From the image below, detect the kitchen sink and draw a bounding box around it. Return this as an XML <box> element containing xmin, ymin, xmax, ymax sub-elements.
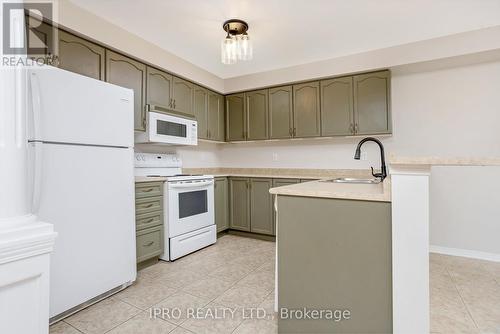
<box><xmin>321</xmin><ymin>177</ymin><xmax>381</xmax><ymax>184</ymax></box>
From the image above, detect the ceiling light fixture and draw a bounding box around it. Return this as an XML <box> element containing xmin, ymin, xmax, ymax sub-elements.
<box><xmin>221</xmin><ymin>19</ymin><xmax>252</xmax><ymax>65</ymax></box>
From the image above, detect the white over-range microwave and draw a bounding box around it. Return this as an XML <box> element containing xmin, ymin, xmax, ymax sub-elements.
<box><xmin>135</xmin><ymin>111</ymin><xmax>198</xmax><ymax>146</ymax></box>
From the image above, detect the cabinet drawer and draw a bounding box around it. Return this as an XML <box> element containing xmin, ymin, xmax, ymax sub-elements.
<box><xmin>135</xmin><ymin>182</ymin><xmax>163</xmax><ymax>199</ymax></box>
<box><xmin>135</xmin><ymin>196</ymin><xmax>163</xmax><ymax>215</ymax></box>
<box><xmin>136</xmin><ymin>226</ymin><xmax>163</xmax><ymax>263</ymax></box>
<box><xmin>136</xmin><ymin>211</ymin><xmax>163</xmax><ymax>231</ymax></box>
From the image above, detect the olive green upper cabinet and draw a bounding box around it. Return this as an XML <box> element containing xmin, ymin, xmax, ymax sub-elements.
<box><xmin>353</xmin><ymin>71</ymin><xmax>391</xmax><ymax>135</ymax></box>
<box><xmin>146</xmin><ymin>66</ymin><xmax>173</xmax><ymax>112</ymax></box>
<box><xmin>214</xmin><ymin>177</ymin><xmax>229</xmax><ymax>232</ymax></box>
<box><xmin>249</xmin><ymin>178</ymin><xmax>274</xmax><ymax>235</ymax></box>
<box><xmin>226</xmin><ymin>93</ymin><xmax>246</xmax><ymax>141</ymax></box>
<box><xmin>105</xmin><ymin>50</ymin><xmax>147</xmax><ymax>131</ymax></box>
<box><xmin>229</xmin><ymin>178</ymin><xmax>251</xmax><ymax>232</ymax></box>
<box><xmin>172</xmin><ymin>77</ymin><xmax>194</xmax><ymax>117</ymax></box>
<box><xmin>58</xmin><ymin>30</ymin><xmax>105</xmax><ymax>80</ymax></box>
<box><xmin>194</xmin><ymin>86</ymin><xmax>209</xmax><ymax>139</ymax></box>
<box><xmin>269</xmin><ymin>86</ymin><xmax>293</xmax><ymax>139</ymax></box>
<box><xmin>246</xmin><ymin>89</ymin><xmax>269</xmax><ymax>140</ymax></box>
<box><xmin>208</xmin><ymin>92</ymin><xmax>225</xmax><ymax>141</ymax></box>
<box><xmin>320</xmin><ymin>77</ymin><xmax>354</xmax><ymax>136</ymax></box>
<box><xmin>24</xmin><ymin>16</ymin><xmax>56</xmax><ymax>63</ymax></box>
<box><xmin>293</xmin><ymin>82</ymin><xmax>321</xmax><ymax>137</ymax></box>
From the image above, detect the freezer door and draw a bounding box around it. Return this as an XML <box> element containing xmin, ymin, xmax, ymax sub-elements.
<box><xmin>31</xmin><ymin>143</ymin><xmax>136</xmax><ymax>318</ymax></box>
<box><xmin>28</xmin><ymin>66</ymin><xmax>134</xmax><ymax>147</ymax></box>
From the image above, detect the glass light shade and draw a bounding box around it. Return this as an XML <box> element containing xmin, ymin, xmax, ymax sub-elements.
<box><xmin>237</xmin><ymin>33</ymin><xmax>253</xmax><ymax>61</ymax></box>
<box><xmin>221</xmin><ymin>35</ymin><xmax>237</xmax><ymax>65</ymax></box>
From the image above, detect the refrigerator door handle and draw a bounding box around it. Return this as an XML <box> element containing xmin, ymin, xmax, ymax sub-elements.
<box><xmin>31</xmin><ymin>141</ymin><xmax>43</xmax><ymax>213</ymax></box>
<box><xmin>29</xmin><ymin>72</ymin><xmax>42</xmax><ymax>140</ymax></box>
<box><xmin>29</xmin><ymin>72</ymin><xmax>44</xmax><ymax>213</ymax></box>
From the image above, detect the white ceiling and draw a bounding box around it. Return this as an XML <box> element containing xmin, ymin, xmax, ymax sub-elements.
<box><xmin>69</xmin><ymin>0</ymin><xmax>500</xmax><ymax>79</ymax></box>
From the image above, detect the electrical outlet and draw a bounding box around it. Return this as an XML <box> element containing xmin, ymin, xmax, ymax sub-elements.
<box><xmin>272</xmin><ymin>153</ymin><xmax>278</xmax><ymax>161</ymax></box>
<box><xmin>361</xmin><ymin>152</ymin><xmax>368</xmax><ymax>161</ymax></box>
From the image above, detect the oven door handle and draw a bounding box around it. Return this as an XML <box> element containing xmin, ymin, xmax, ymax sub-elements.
<box><xmin>169</xmin><ymin>180</ymin><xmax>214</xmax><ymax>189</ymax></box>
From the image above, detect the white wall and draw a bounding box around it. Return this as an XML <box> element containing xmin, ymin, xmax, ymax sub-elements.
<box><xmin>393</xmin><ymin>61</ymin><xmax>500</xmax><ymax>257</ymax></box>
<box><xmin>135</xmin><ymin>142</ymin><xmax>222</xmax><ymax>168</ymax></box>
<box><xmin>430</xmin><ymin>166</ymin><xmax>500</xmax><ymax>257</ymax></box>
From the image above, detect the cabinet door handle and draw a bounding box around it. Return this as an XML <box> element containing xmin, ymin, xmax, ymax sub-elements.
<box><xmin>173</xmin><ymin>99</ymin><xmax>176</xmax><ymax>109</ymax></box>
<box><xmin>141</xmin><ymin>203</ymin><xmax>154</xmax><ymax>208</ymax></box>
<box><xmin>354</xmin><ymin>123</ymin><xmax>359</xmax><ymax>134</ymax></box>
<box><xmin>293</xmin><ymin>127</ymin><xmax>296</xmax><ymax>137</ymax></box>
<box><xmin>289</xmin><ymin>128</ymin><xmax>292</xmax><ymax>136</ymax></box>
<box><xmin>141</xmin><ymin>218</ymin><xmax>155</xmax><ymax>224</ymax></box>
<box><xmin>141</xmin><ymin>188</ymin><xmax>154</xmax><ymax>193</ymax></box>
<box><xmin>349</xmin><ymin>124</ymin><xmax>354</xmax><ymax>134</ymax></box>
<box><xmin>143</xmin><ymin>241</ymin><xmax>154</xmax><ymax>247</ymax></box>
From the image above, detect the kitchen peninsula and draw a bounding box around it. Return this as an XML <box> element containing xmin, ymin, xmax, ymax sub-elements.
<box><xmin>270</xmin><ymin>178</ymin><xmax>392</xmax><ymax>333</ymax></box>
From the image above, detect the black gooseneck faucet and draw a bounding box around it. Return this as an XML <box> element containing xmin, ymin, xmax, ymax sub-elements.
<box><xmin>354</xmin><ymin>137</ymin><xmax>387</xmax><ymax>181</ymax></box>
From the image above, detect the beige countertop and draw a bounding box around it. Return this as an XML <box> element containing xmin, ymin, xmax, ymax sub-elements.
<box><xmin>269</xmin><ymin>178</ymin><xmax>391</xmax><ymax>202</ymax></box>
<box><xmin>135</xmin><ymin>176</ymin><xmax>168</xmax><ymax>183</ymax></box>
<box><xmin>182</xmin><ymin>167</ymin><xmax>374</xmax><ymax>180</ymax></box>
<box><xmin>135</xmin><ymin>167</ymin><xmax>371</xmax><ymax>183</ymax></box>
<box><xmin>134</xmin><ymin>167</ymin><xmax>370</xmax><ymax>183</ymax></box>
<box><xmin>136</xmin><ymin>167</ymin><xmax>390</xmax><ymax>201</ymax></box>
<box><xmin>388</xmin><ymin>155</ymin><xmax>500</xmax><ymax>166</ymax></box>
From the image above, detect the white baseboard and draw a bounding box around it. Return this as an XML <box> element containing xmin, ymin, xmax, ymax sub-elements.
<box><xmin>430</xmin><ymin>245</ymin><xmax>500</xmax><ymax>262</ymax></box>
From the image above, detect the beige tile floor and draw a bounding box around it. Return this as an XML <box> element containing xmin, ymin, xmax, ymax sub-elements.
<box><xmin>50</xmin><ymin>235</ymin><xmax>500</xmax><ymax>334</ymax></box>
<box><xmin>430</xmin><ymin>253</ymin><xmax>500</xmax><ymax>333</ymax></box>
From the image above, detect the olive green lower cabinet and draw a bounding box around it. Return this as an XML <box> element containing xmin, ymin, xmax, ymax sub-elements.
<box><xmin>272</xmin><ymin>179</ymin><xmax>300</xmax><ymax>188</ymax></box>
<box><xmin>136</xmin><ymin>226</ymin><xmax>163</xmax><ymax>263</ymax></box>
<box><xmin>249</xmin><ymin>178</ymin><xmax>274</xmax><ymax>235</ymax></box>
<box><xmin>214</xmin><ymin>177</ymin><xmax>229</xmax><ymax>233</ymax></box>
<box><xmin>135</xmin><ymin>182</ymin><xmax>164</xmax><ymax>266</ymax></box>
<box><xmin>276</xmin><ymin>195</ymin><xmax>392</xmax><ymax>333</ymax></box>
<box><xmin>229</xmin><ymin>177</ymin><xmax>274</xmax><ymax>236</ymax></box>
<box><xmin>228</xmin><ymin>177</ymin><xmax>251</xmax><ymax>231</ymax></box>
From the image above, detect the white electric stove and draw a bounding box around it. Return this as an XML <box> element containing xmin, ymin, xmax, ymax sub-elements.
<box><xmin>134</xmin><ymin>153</ymin><xmax>216</xmax><ymax>260</ymax></box>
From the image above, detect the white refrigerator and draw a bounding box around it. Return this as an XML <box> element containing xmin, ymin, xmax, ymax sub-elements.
<box><xmin>27</xmin><ymin>66</ymin><xmax>137</xmax><ymax>321</ymax></box>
